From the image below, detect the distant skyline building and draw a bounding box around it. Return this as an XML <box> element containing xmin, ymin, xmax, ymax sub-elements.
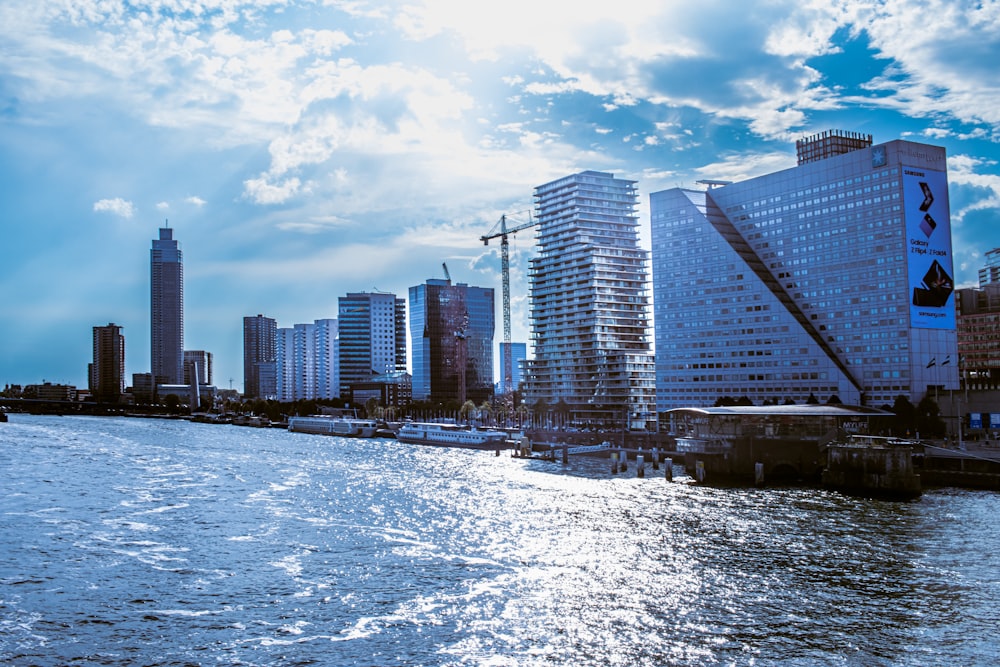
<box><xmin>498</xmin><ymin>342</ymin><xmax>526</xmax><ymax>395</ymax></box>
<box><xmin>243</xmin><ymin>314</ymin><xmax>277</xmax><ymax>399</ymax></box>
<box><xmin>338</xmin><ymin>292</ymin><xmax>406</xmax><ymax>398</ymax></box>
<box><xmin>184</xmin><ymin>350</ymin><xmax>213</xmax><ymax>386</ymax></box>
<box><xmin>523</xmin><ymin>170</ymin><xmax>656</xmax><ymax>428</ymax></box>
<box><xmin>956</xmin><ymin>282</ymin><xmax>1000</xmax><ymax>390</ymax></box>
<box><xmin>273</xmin><ymin>319</ymin><xmax>339</xmax><ymax>402</ymax></box>
<box><xmin>314</xmin><ymin>318</ymin><xmax>340</xmax><ymax>400</ymax></box>
<box><xmin>979</xmin><ymin>247</ymin><xmax>1000</xmax><ymax>287</ymax></box>
<box><xmin>90</xmin><ymin>322</ymin><xmax>125</xmax><ymax>404</ymax></box>
<box><xmin>650</xmin><ymin>132</ymin><xmax>959</xmax><ymax>411</ymax></box>
<box><xmin>275</xmin><ymin>327</ymin><xmax>295</xmax><ymax>402</ymax></box>
<box><xmin>409</xmin><ymin>278</ymin><xmax>495</xmax><ymax>404</ymax></box>
<box><xmin>150</xmin><ymin>226</ymin><xmax>184</xmax><ymax>384</ymax></box>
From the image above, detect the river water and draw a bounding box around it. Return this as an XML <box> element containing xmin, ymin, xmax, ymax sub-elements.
<box><xmin>1</xmin><ymin>415</ymin><xmax>998</xmax><ymax>666</ymax></box>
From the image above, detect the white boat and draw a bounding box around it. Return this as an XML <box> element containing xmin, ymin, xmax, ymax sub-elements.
<box><xmin>396</xmin><ymin>422</ymin><xmax>510</xmax><ymax>448</ymax></box>
<box><xmin>287</xmin><ymin>416</ymin><xmax>378</xmax><ymax>438</ymax></box>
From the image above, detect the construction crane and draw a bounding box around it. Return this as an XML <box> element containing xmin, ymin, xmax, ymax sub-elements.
<box><xmin>481</xmin><ymin>213</ymin><xmax>539</xmax><ymax>394</ymax></box>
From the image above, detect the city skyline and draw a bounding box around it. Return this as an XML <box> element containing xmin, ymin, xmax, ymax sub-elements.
<box><xmin>2</xmin><ymin>1</ymin><xmax>1000</xmax><ymax>391</ymax></box>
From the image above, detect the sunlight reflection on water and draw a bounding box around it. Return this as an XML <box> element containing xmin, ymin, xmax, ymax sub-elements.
<box><xmin>1</xmin><ymin>415</ymin><xmax>999</xmax><ymax>666</ymax></box>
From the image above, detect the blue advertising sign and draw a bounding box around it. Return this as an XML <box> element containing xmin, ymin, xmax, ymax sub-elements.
<box><xmin>904</xmin><ymin>168</ymin><xmax>954</xmax><ymax>329</ymax></box>
<box><xmin>970</xmin><ymin>413</ymin><xmax>982</xmax><ymax>429</ymax></box>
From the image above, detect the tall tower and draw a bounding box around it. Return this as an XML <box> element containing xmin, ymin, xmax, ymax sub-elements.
<box><xmin>409</xmin><ymin>278</ymin><xmax>495</xmax><ymax>404</ymax></box>
<box><xmin>91</xmin><ymin>323</ymin><xmax>125</xmax><ymax>404</ymax></box>
<box><xmin>150</xmin><ymin>226</ymin><xmax>184</xmax><ymax>385</ymax></box>
<box><xmin>524</xmin><ymin>170</ymin><xmax>656</xmax><ymax>429</ymax></box>
<box><xmin>243</xmin><ymin>314</ymin><xmax>277</xmax><ymax>398</ymax></box>
<box><xmin>338</xmin><ymin>292</ymin><xmax>406</xmax><ymax>397</ymax></box>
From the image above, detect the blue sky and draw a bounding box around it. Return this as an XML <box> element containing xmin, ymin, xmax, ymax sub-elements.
<box><xmin>2</xmin><ymin>0</ymin><xmax>999</xmax><ymax>392</ymax></box>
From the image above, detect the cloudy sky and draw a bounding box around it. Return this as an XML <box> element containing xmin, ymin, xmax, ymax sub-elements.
<box><xmin>2</xmin><ymin>0</ymin><xmax>999</xmax><ymax>392</ymax></box>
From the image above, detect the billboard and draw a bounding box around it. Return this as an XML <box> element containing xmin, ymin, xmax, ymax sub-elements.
<box><xmin>904</xmin><ymin>168</ymin><xmax>954</xmax><ymax>329</ymax></box>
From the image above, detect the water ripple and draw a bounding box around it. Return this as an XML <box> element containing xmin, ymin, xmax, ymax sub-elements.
<box><xmin>2</xmin><ymin>415</ymin><xmax>999</xmax><ymax>666</ymax></box>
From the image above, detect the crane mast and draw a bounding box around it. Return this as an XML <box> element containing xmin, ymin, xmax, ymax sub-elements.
<box><xmin>481</xmin><ymin>213</ymin><xmax>538</xmax><ymax>394</ymax></box>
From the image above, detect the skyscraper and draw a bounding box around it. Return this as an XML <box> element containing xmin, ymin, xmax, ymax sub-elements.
<box><xmin>410</xmin><ymin>278</ymin><xmax>495</xmax><ymax>404</ymax></box>
<box><xmin>650</xmin><ymin>131</ymin><xmax>959</xmax><ymax>412</ymax></box>
<box><xmin>91</xmin><ymin>323</ymin><xmax>125</xmax><ymax>404</ymax></box>
<box><xmin>150</xmin><ymin>226</ymin><xmax>183</xmax><ymax>385</ymax></box>
<box><xmin>338</xmin><ymin>292</ymin><xmax>406</xmax><ymax>397</ymax></box>
<box><xmin>243</xmin><ymin>314</ymin><xmax>277</xmax><ymax>398</ymax></box>
<box><xmin>523</xmin><ymin>170</ymin><xmax>656</xmax><ymax>429</ymax></box>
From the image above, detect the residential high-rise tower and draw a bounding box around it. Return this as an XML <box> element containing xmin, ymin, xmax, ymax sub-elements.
<box><xmin>243</xmin><ymin>314</ymin><xmax>277</xmax><ymax>398</ymax></box>
<box><xmin>523</xmin><ymin>170</ymin><xmax>656</xmax><ymax>429</ymax></box>
<box><xmin>91</xmin><ymin>322</ymin><xmax>125</xmax><ymax>404</ymax></box>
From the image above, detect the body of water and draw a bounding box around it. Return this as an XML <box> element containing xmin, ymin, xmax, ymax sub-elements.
<box><xmin>2</xmin><ymin>415</ymin><xmax>998</xmax><ymax>666</ymax></box>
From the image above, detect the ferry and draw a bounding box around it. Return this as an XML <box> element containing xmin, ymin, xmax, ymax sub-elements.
<box><xmin>396</xmin><ymin>422</ymin><xmax>511</xmax><ymax>449</ymax></box>
<box><xmin>287</xmin><ymin>416</ymin><xmax>378</xmax><ymax>438</ymax></box>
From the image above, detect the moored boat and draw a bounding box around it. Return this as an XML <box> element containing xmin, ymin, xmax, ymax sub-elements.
<box><xmin>288</xmin><ymin>416</ymin><xmax>378</xmax><ymax>438</ymax></box>
<box><xmin>396</xmin><ymin>422</ymin><xmax>510</xmax><ymax>449</ymax></box>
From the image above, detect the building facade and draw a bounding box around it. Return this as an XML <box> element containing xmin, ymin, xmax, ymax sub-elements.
<box><xmin>91</xmin><ymin>322</ymin><xmax>125</xmax><ymax>403</ymax></box>
<box><xmin>409</xmin><ymin>278</ymin><xmax>495</xmax><ymax>404</ymax></box>
<box><xmin>979</xmin><ymin>247</ymin><xmax>1000</xmax><ymax>287</ymax></box>
<box><xmin>956</xmin><ymin>283</ymin><xmax>1000</xmax><ymax>390</ymax></box>
<box><xmin>338</xmin><ymin>292</ymin><xmax>406</xmax><ymax>398</ymax></box>
<box><xmin>183</xmin><ymin>350</ymin><xmax>213</xmax><ymax>386</ymax></box>
<box><xmin>523</xmin><ymin>170</ymin><xmax>656</xmax><ymax>429</ymax></box>
<box><xmin>243</xmin><ymin>314</ymin><xmax>277</xmax><ymax>399</ymax></box>
<box><xmin>314</xmin><ymin>318</ymin><xmax>339</xmax><ymax>400</ymax></box>
<box><xmin>275</xmin><ymin>327</ymin><xmax>296</xmax><ymax>402</ymax></box>
<box><xmin>650</xmin><ymin>132</ymin><xmax>959</xmax><ymax>412</ymax></box>
<box><xmin>498</xmin><ymin>342</ymin><xmax>527</xmax><ymax>395</ymax></box>
<box><xmin>273</xmin><ymin>319</ymin><xmax>340</xmax><ymax>402</ymax></box>
<box><xmin>150</xmin><ymin>226</ymin><xmax>184</xmax><ymax>384</ymax></box>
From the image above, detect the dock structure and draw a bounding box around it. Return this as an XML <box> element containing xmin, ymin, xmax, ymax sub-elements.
<box><xmin>664</xmin><ymin>404</ymin><xmax>895</xmax><ymax>484</ymax></box>
<box><xmin>821</xmin><ymin>435</ymin><xmax>922</xmax><ymax>500</ymax></box>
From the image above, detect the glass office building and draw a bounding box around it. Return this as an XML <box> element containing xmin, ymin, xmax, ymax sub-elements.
<box><xmin>524</xmin><ymin>170</ymin><xmax>656</xmax><ymax>429</ymax></box>
<box><xmin>650</xmin><ymin>133</ymin><xmax>959</xmax><ymax>412</ymax></box>
<box><xmin>338</xmin><ymin>292</ymin><xmax>406</xmax><ymax>398</ymax></box>
<box><xmin>410</xmin><ymin>279</ymin><xmax>495</xmax><ymax>404</ymax></box>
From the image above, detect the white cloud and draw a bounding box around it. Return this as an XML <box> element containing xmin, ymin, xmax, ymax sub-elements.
<box><xmin>243</xmin><ymin>175</ymin><xmax>303</xmax><ymax>205</ymax></box>
<box><xmin>185</xmin><ymin>196</ymin><xmax>207</xmax><ymax>206</ymax></box>
<box><xmin>93</xmin><ymin>197</ymin><xmax>135</xmax><ymax>218</ymax></box>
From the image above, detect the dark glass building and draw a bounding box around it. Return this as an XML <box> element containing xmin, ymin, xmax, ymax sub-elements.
<box><xmin>410</xmin><ymin>278</ymin><xmax>495</xmax><ymax>405</ymax></box>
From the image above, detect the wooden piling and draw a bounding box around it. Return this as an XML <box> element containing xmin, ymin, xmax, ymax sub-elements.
<box><xmin>664</xmin><ymin>457</ymin><xmax>673</xmax><ymax>481</ymax></box>
<box><xmin>637</xmin><ymin>455</ymin><xmax>645</xmax><ymax>478</ymax></box>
